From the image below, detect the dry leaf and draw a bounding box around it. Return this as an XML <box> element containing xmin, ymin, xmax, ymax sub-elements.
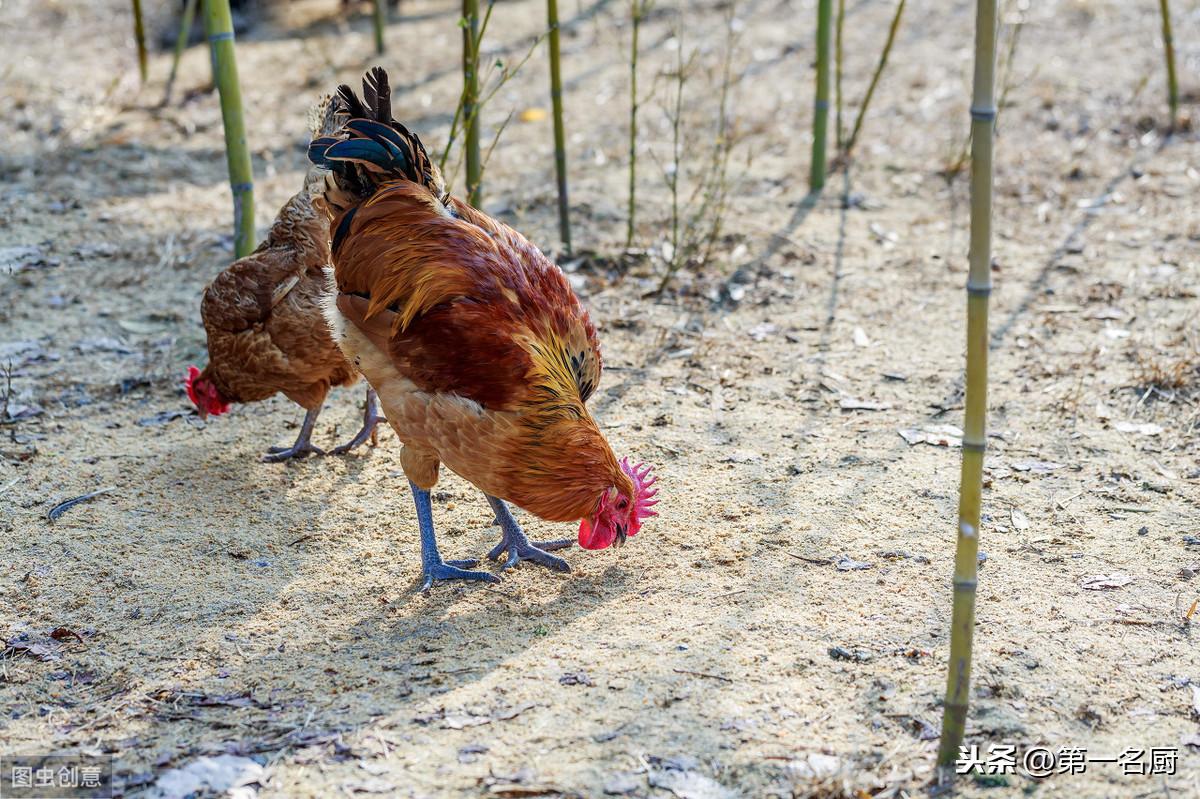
<box><xmin>853</xmin><ymin>327</ymin><xmax>871</xmax><ymax>347</ymax></box>
<box><xmin>1114</xmin><ymin>421</ymin><xmax>1164</xmax><ymax>436</ymax></box>
<box><xmin>1010</xmin><ymin>460</ymin><xmax>1065</xmax><ymax>474</ymax></box>
<box><xmin>518</xmin><ymin>107</ymin><xmax>548</xmax><ymax>122</ymax></box>
<box><xmin>1010</xmin><ymin>508</ymin><xmax>1030</xmax><ymax>531</ymax></box>
<box><xmin>899</xmin><ymin>425</ymin><xmax>963</xmax><ymax>447</ymax></box>
<box><xmin>839</xmin><ymin>398</ymin><xmax>891</xmax><ymax>411</ymax></box>
<box><xmin>648</xmin><ymin>769</ymin><xmax>737</xmax><ymax>799</ymax></box>
<box><xmin>1081</xmin><ymin>573</ymin><xmax>1133</xmax><ymax>590</ymax></box>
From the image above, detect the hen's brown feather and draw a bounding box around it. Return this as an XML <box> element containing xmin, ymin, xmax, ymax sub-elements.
<box><xmin>200</xmin><ymin>192</ymin><xmax>356</xmax><ymax>410</ymax></box>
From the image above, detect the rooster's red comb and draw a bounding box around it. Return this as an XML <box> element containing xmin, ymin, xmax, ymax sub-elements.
<box><xmin>620</xmin><ymin>457</ymin><xmax>659</xmax><ymax>521</ymax></box>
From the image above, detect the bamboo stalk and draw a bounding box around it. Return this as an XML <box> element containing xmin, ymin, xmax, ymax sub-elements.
<box><xmin>809</xmin><ymin>0</ymin><xmax>832</xmax><ymax>191</ymax></box>
<box><xmin>373</xmin><ymin>0</ymin><xmax>387</xmax><ymax>55</ymax></box>
<box><xmin>546</xmin><ymin>0</ymin><xmax>572</xmax><ymax>254</ymax></box>
<box><xmin>626</xmin><ymin>0</ymin><xmax>649</xmax><ymax>249</ymax></box>
<box><xmin>834</xmin><ymin>0</ymin><xmax>845</xmax><ymax>149</ymax></box>
<box><xmin>841</xmin><ymin>0</ymin><xmax>906</xmax><ymax>160</ymax></box>
<box><xmin>937</xmin><ymin>0</ymin><xmax>997</xmax><ymax>775</ymax></box>
<box><xmin>462</xmin><ymin>0</ymin><xmax>482</xmax><ymax>205</ymax></box>
<box><xmin>131</xmin><ymin>0</ymin><xmax>148</xmax><ymax>83</ymax></box>
<box><xmin>204</xmin><ymin>0</ymin><xmax>256</xmax><ymax>259</ymax></box>
<box><xmin>1158</xmin><ymin>0</ymin><xmax>1179</xmax><ymax>124</ymax></box>
<box><xmin>164</xmin><ymin>0</ymin><xmax>199</xmax><ymax>105</ymax></box>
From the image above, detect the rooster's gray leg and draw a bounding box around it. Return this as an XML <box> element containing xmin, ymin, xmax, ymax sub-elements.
<box><xmin>263</xmin><ymin>407</ymin><xmax>326</xmax><ymax>462</ymax></box>
<box><xmin>330</xmin><ymin>387</ymin><xmax>384</xmax><ymax>455</ymax></box>
<box><xmin>485</xmin><ymin>496</ymin><xmax>572</xmax><ymax>573</ymax></box>
<box><xmin>411</xmin><ymin>481</ymin><xmax>500</xmax><ymax>591</ymax></box>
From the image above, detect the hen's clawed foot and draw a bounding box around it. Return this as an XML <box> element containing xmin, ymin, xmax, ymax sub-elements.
<box><xmin>262</xmin><ymin>442</ymin><xmax>326</xmax><ymax>462</ymax></box>
<box><xmin>330</xmin><ymin>387</ymin><xmax>385</xmax><ymax>456</ymax></box>
<box><xmin>420</xmin><ymin>559</ymin><xmax>500</xmax><ymax>592</ymax></box>
<box><xmin>485</xmin><ymin>495</ymin><xmax>572</xmax><ymax>573</ymax></box>
<box><xmin>263</xmin><ymin>407</ymin><xmax>324</xmax><ymax>463</ymax></box>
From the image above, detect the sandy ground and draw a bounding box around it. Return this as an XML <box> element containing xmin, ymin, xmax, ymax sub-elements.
<box><xmin>2</xmin><ymin>0</ymin><xmax>1200</xmax><ymax>797</ymax></box>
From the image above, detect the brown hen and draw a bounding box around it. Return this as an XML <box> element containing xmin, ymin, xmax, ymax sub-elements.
<box><xmin>187</xmin><ymin>108</ymin><xmax>382</xmax><ymax>462</ymax></box>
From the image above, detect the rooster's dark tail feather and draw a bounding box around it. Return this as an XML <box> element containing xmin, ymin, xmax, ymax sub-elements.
<box><xmin>309</xmin><ymin>67</ymin><xmax>445</xmax><ymax>213</ymax></box>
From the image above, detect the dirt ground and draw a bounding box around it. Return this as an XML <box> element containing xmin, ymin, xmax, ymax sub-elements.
<box><xmin>3</xmin><ymin>0</ymin><xmax>1200</xmax><ymax>797</ymax></box>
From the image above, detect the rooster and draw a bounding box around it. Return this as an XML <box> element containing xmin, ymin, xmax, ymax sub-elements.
<box><xmin>308</xmin><ymin>68</ymin><xmax>658</xmax><ymax>588</ymax></box>
<box><xmin>186</xmin><ymin>105</ymin><xmax>382</xmax><ymax>462</ymax></box>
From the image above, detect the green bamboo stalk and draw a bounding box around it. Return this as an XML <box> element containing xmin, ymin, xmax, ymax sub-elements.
<box><xmin>462</xmin><ymin>0</ymin><xmax>482</xmax><ymax>205</ymax></box>
<box><xmin>1158</xmin><ymin>0</ymin><xmax>1179</xmax><ymax>124</ymax></box>
<box><xmin>937</xmin><ymin>0</ymin><xmax>997</xmax><ymax>775</ymax></box>
<box><xmin>131</xmin><ymin>0</ymin><xmax>148</xmax><ymax>83</ymax></box>
<box><xmin>834</xmin><ymin>0</ymin><xmax>845</xmax><ymax>150</ymax></box>
<box><xmin>809</xmin><ymin>0</ymin><xmax>832</xmax><ymax>191</ymax></box>
<box><xmin>841</xmin><ymin>0</ymin><xmax>906</xmax><ymax>160</ymax></box>
<box><xmin>164</xmin><ymin>0</ymin><xmax>199</xmax><ymax>105</ymax></box>
<box><xmin>373</xmin><ymin>0</ymin><xmax>387</xmax><ymax>55</ymax></box>
<box><xmin>205</xmin><ymin>0</ymin><xmax>256</xmax><ymax>259</ymax></box>
<box><xmin>626</xmin><ymin>0</ymin><xmax>649</xmax><ymax>249</ymax></box>
<box><xmin>546</xmin><ymin>0</ymin><xmax>572</xmax><ymax>254</ymax></box>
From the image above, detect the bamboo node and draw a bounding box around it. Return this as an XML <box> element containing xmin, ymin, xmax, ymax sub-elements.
<box><xmin>952</xmin><ymin>578</ymin><xmax>977</xmax><ymax>591</ymax></box>
<box><xmin>969</xmin><ymin>105</ymin><xmax>996</xmax><ymax>122</ymax></box>
<box><xmin>814</xmin><ymin>99</ymin><xmax>831</xmax><ymax>111</ymax></box>
<box><xmin>231</xmin><ymin>182</ymin><xmax>254</xmax><ymax>193</ymax></box>
<box><xmin>961</xmin><ymin>440</ymin><xmax>986</xmax><ymax>453</ymax></box>
<box><xmin>208</xmin><ymin>30</ymin><xmax>236</xmax><ymax>43</ymax></box>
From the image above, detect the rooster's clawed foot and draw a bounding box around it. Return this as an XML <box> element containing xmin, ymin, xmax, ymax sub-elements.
<box><xmin>485</xmin><ymin>495</ymin><xmax>572</xmax><ymax>573</ymax></box>
<box><xmin>420</xmin><ymin>559</ymin><xmax>500</xmax><ymax>592</ymax></box>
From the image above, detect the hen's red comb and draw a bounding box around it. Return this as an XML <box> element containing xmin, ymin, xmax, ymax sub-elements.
<box><xmin>620</xmin><ymin>457</ymin><xmax>659</xmax><ymax>521</ymax></box>
<box><xmin>184</xmin><ymin>365</ymin><xmax>202</xmax><ymax>409</ymax></box>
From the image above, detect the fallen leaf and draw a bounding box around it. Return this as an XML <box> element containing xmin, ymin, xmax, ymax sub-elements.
<box><xmin>144</xmin><ymin>755</ymin><xmax>263</xmax><ymax>799</ymax></box>
<box><xmin>833</xmin><ymin>554</ymin><xmax>872</xmax><ymax>571</ymax></box>
<box><xmin>441</xmin><ymin>712</ymin><xmax>491</xmax><ymax>730</ymax></box>
<box><xmin>1010</xmin><ymin>508</ymin><xmax>1030</xmax><ymax>531</ymax></box>
<box><xmin>137</xmin><ymin>410</ymin><xmax>189</xmax><ymax>427</ymax></box>
<box><xmin>1081</xmin><ymin>573</ymin><xmax>1133</xmax><ymax>590</ymax></box>
<box><xmin>1114</xmin><ymin>421</ymin><xmax>1164</xmax><ymax>436</ymax></box>
<box><xmin>747</xmin><ymin>323</ymin><xmax>776</xmax><ymax>342</ymax></box>
<box><xmin>518</xmin><ymin>107</ymin><xmax>548</xmax><ymax>122</ymax></box>
<box><xmin>74</xmin><ymin>336</ymin><xmax>134</xmax><ymax>355</ymax></box>
<box><xmin>559</xmin><ymin>671</ymin><xmax>593</xmax><ymax>686</ymax></box>
<box><xmin>493</xmin><ymin>702</ymin><xmax>537</xmax><ymax>721</ymax></box>
<box><xmin>343</xmin><ymin>779</ymin><xmax>395</xmax><ymax>794</ymax></box>
<box><xmin>899</xmin><ymin>425</ymin><xmax>963</xmax><ymax>447</ymax></box>
<box><xmin>1010</xmin><ymin>460</ymin><xmax>1065</xmax><ymax>474</ymax></box>
<box><xmin>839</xmin><ymin>398</ymin><xmax>891</xmax><ymax>411</ymax></box>
<box><xmin>603</xmin><ymin>773</ymin><xmax>641</xmax><ymax>795</ymax></box>
<box><xmin>853</xmin><ymin>327</ymin><xmax>871</xmax><ymax>347</ymax></box>
<box><xmin>117</xmin><ymin>316</ymin><xmax>165</xmax><ymax>333</ymax></box>
<box><xmin>648</xmin><ymin>768</ymin><xmax>736</xmax><ymax>799</ymax></box>
<box><xmin>48</xmin><ymin>627</ymin><xmax>84</xmax><ymax>643</ymax></box>
<box><xmin>785</xmin><ymin>753</ymin><xmax>842</xmax><ymax>780</ymax></box>
<box><xmin>488</xmin><ymin>786</ymin><xmax>563</xmax><ymax>797</ymax></box>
